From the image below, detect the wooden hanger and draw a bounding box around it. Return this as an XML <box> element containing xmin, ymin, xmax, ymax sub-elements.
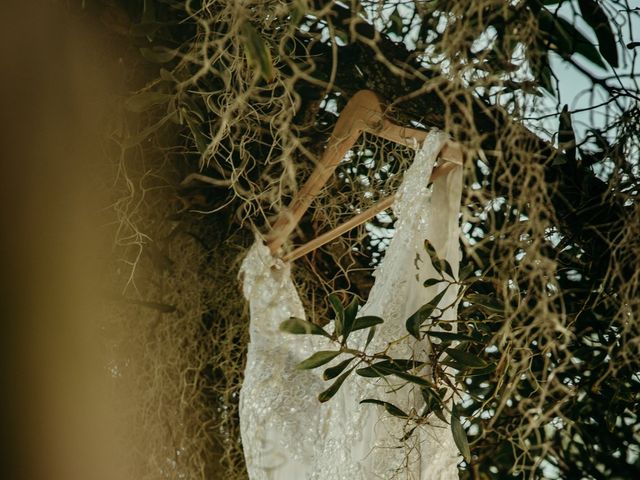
<box><xmin>266</xmin><ymin>90</ymin><xmax>463</xmax><ymax>260</ymax></box>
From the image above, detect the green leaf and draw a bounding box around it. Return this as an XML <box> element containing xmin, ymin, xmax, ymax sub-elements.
<box><xmin>559</xmin><ymin>104</ymin><xmax>576</xmax><ymax>163</ymax></box>
<box><xmin>559</xmin><ymin>17</ymin><xmax>607</xmax><ymax>69</ymax></box>
<box><xmin>424</xmin><ymin>331</ymin><xmax>478</xmax><ymax>343</ymax></box>
<box><xmin>424</xmin><ymin>238</ymin><xmax>451</xmax><ymax>276</ymax></box>
<box><xmin>421</xmin><ymin>386</ymin><xmax>446</xmax><ymax>409</ymax></box>
<box><xmin>328</xmin><ymin>293</ymin><xmax>344</xmax><ymax>337</ymax></box>
<box><xmin>465</xmin><ymin>363</ymin><xmax>497</xmax><ymax>376</ymax></box>
<box><xmin>181</xmin><ymin>97</ymin><xmax>206</xmax><ymax>122</ymax></box>
<box><xmin>323</xmin><ymin>357</ymin><xmax>355</xmax><ymax>380</ymax></box>
<box><xmin>296</xmin><ymin>350</ymin><xmax>341</xmax><ymax>370</ymax></box>
<box><xmin>318</xmin><ymin>368</ymin><xmax>353</xmax><ymax>403</ymax></box>
<box><xmin>539</xmin><ymin>9</ymin><xmax>608</xmax><ymax>69</ymax></box>
<box><xmin>140</xmin><ymin>46</ymin><xmax>177</xmax><ymax>63</ymax></box>
<box><xmin>542</xmin><ymin>11</ymin><xmax>606</xmax><ymax>68</ymax></box>
<box><xmin>441</xmin><ymin>320</ymin><xmax>455</xmax><ymax>331</ymax></box>
<box><xmin>451</xmin><ymin>405</ymin><xmax>471</xmax><ymax>462</ymax></box>
<box><xmin>466</xmin><ymin>293</ymin><xmax>504</xmax><ymax>313</ymax></box>
<box><xmin>356</xmin><ymin>361</ymin><xmax>432</xmax><ymax>386</ymax></box>
<box><xmin>241</xmin><ymin>22</ymin><xmax>275</xmax><ymax>82</ymax></box>
<box><xmin>356</xmin><ymin>363</ymin><xmax>398</xmax><ymax>378</ymax></box>
<box><xmin>459</xmin><ymin>264</ymin><xmax>475</xmax><ymax>281</ymax></box>
<box><xmin>393</xmin><ymin>370</ymin><xmax>433</xmax><ymax>387</ymax></box>
<box><xmin>381</xmin><ymin>359</ymin><xmax>425</xmax><ymax>370</ymax></box>
<box><xmin>423</xmin><ymin>278</ymin><xmax>442</xmax><ymax>288</ymax></box>
<box><xmin>421</xmin><ymin>387</ymin><xmax>448</xmax><ymax>421</ymax></box>
<box><xmin>356</xmin><ymin>359</ymin><xmax>424</xmax><ymax>377</ymax></box>
<box><xmin>424</xmin><ymin>239</ymin><xmax>453</xmax><ymax>277</ymax></box>
<box><xmin>406</xmin><ymin>287</ymin><xmax>449</xmax><ymax>339</ymax></box>
<box><xmin>578</xmin><ymin>0</ymin><xmax>619</xmax><ymax>67</ymax></box>
<box><xmin>441</xmin><ymin>259</ymin><xmax>455</xmax><ymax>279</ymax></box>
<box><xmin>360</xmin><ymin>399</ymin><xmax>409</xmax><ymax>418</ymax></box>
<box><xmin>605</xmin><ymin>409</ymin><xmax>617</xmax><ymax>432</ymax></box>
<box><xmin>445</xmin><ymin>348</ymin><xmax>487</xmax><ymax>368</ymax></box>
<box><xmin>424</xmin><ymin>239</ymin><xmax>439</xmax><ymax>261</ymax></box>
<box><xmin>439</xmin><ymin>357</ymin><xmax>465</xmax><ymax>370</ymax></box>
<box><xmin>533</xmin><ymin>50</ymin><xmax>554</xmax><ymax>95</ymax></box>
<box><xmin>125</xmin><ymin>91</ymin><xmax>172</xmax><ymax>112</ymax></box>
<box><xmin>434</xmin><ymin>408</ymin><xmax>448</xmax><ymax>423</ymax></box>
<box><xmin>342</xmin><ymin>296</ymin><xmax>359</xmax><ymax>340</ymax></box>
<box><xmin>365</xmin><ymin>325</ymin><xmax>376</xmax><ymax>350</ymax></box>
<box><xmin>351</xmin><ymin>315</ymin><xmax>384</xmax><ymax>332</ymax></box>
<box><xmin>387</xmin><ymin>6</ymin><xmax>403</xmax><ymax>36</ymax></box>
<box><xmin>184</xmin><ymin>113</ymin><xmax>208</xmax><ymax>154</ymax></box>
<box><xmin>538</xmin><ymin>10</ymin><xmax>570</xmax><ymax>51</ymax></box>
<box><xmin>280</xmin><ymin>317</ymin><xmax>332</xmax><ymax>338</ymax></box>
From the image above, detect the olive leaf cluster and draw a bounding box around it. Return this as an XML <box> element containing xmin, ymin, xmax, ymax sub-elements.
<box><xmin>280</xmin><ymin>240</ymin><xmax>504</xmax><ymax>463</ymax></box>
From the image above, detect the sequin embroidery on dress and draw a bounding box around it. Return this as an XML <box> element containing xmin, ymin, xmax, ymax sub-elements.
<box><xmin>239</xmin><ymin>130</ymin><xmax>463</xmax><ymax>479</ymax></box>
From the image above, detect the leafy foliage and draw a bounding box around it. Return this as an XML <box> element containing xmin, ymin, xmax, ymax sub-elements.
<box><xmin>278</xmin><ymin>240</ymin><xmax>503</xmax><ymax>464</ymax></box>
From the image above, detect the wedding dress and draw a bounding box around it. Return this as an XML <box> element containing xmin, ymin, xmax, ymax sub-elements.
<box><xmin>239</xmin><ymin>131</ymin><xmax>463</xmax><ymax>479</ymax></box>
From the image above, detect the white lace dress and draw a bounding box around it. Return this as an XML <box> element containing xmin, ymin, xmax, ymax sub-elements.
<box><xmin>239</xmin><ymin>131</ymin><xmax>463</xmax><ymax>479</ymax></box>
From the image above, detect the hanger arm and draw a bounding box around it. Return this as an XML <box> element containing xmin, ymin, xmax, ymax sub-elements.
<box><xmin>282</xmin><ymin>161</ymin><xmax>459</xmax><ymax>262</ymax></box>
<box><xmin>266</xmin><ymin>90</ymin><xmax>462</xmax><ymax>255</ymax></box>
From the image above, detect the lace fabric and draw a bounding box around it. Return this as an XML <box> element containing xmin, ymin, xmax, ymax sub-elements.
<box><xmin>239</xmin><ymin>131</ymin><xmax>463</xmax><ymax>479</ymax></box>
